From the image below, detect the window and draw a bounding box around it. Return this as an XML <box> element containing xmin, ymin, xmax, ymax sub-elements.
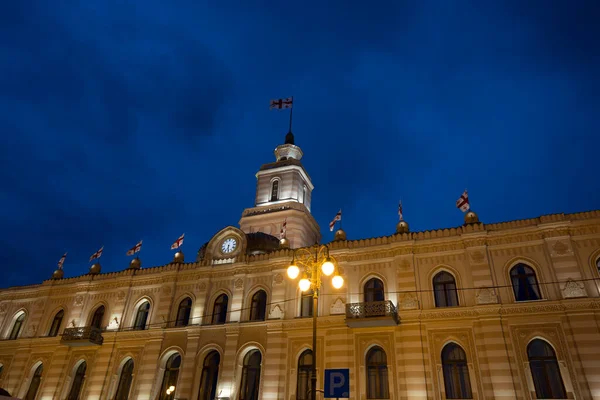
<box><xmin>249</xmin><ymin>290</ymin><xmax>267</xmax><ymax>321</ymax></box>
<box><xmin>24</xmin><ymin>364</ymin><xmax>43</xmax><ymax>400</ymax></box>
<box><xmin>510</xmin><ymin>264</ymin><xmax>541</xmax><ymax>301</ymax></box>
<box><xmin>296</xmin><ymin>350</ymin><xmax>313</xmax><ymax>400</ymax></box>
<box><xmin>115</xmin><ymin>359</ymin><xmax>134</xmax><ymax>400</ymax></box>
<box><xmin>212</xmin><ymin>294</ymin><xmax>228</xmax><ymax>325</ymax></box>
<box><xmin>433</xmin><ymin>271</ymin><xmax>459</xmax><ymax>307</ymax></box>
<box><xmin>48</xmin><ymin>309</ymin><xmax>64</xmax><ymax>337</ymax></box>
<box><xmin>175</xmin><ymin>297</ymin><xmax>192</xmax><ymax>327</ymax></box>
<box><xmin>67</xmin><ymin>361</ymin><xmax>87</xmax><ymax>400</ymax></box>
<box><xmin>597</xmin><ymin>257</ymin><xmax>600</xmax><ymax>275</ymax></box>
<box><xmin>302</xmin><ymin>186</ymin><xmax>307</xmax><ymax>204</ymax></box>
<box><xmin>239</xmin><ymin>350</ymin><xmax>261</xmax><ymax>400</ymax></box>
<box><xmin>300</xmin><ymin>290</ymin><xmax>313</xmax><ymax>317</ymax></box>
<box><xmin>198</xmin><ymin>351</ymin><xmax>220</xmax><ymax>400</ymax></box>
<box><xmin>271</xmin><ymin>180</ymin><xmax>279</xmax><ymax>201</ymax></box>
<box><xmin>442</xmin><ymin>343</ymin><xmax>473</xmax><ymax>399</ymax></box>
<box><xmin>527</xmin><ymin>339</ymin><xmax>567</xmax><ymax>399</ymax></box>
<box><xmin>90</xmin><ymin>305</ymin><xmax>105</xmax><ymax>330</ymax></box>
<box><xmin>159</xmin><ymin>354</ymin><xmax>181</xmax><ymax>400</ymax></box>
<box><xmin>134</xmin><ymin>301</ymin><xmax>150</xmax><ymax>330</ymax></box>
<box><xmin>364</xmin><ymin>278</ymin><xmax>385</xmax><ymax>303</ymax></box>
<box><xmin>9</xmin><ymin>312</ymin><xmax>26</xmax><ymax>340</ymax></box>
<box><xmin>366</xmin><ymin>346</ymin><xmax>389</xmax><ymax>399</ymax></box>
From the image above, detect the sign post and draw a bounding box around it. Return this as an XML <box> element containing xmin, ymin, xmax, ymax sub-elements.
<box><xmin>324</xmin><ymin>368</ymin><xmax>350</xmax><ymax>399</ymax></box>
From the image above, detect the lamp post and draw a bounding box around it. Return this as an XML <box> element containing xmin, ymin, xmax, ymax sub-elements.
<box><xmin>287</xmin><ymin>244</ymin><xmax>344</xmax><ymax>400</ymax></box>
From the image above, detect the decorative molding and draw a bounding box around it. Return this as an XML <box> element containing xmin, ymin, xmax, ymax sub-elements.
<box><xmin>475</xmin><ymin>288</ymin><xmax>498</xmax><ymax>305</ymax></box>
<box><xmin>268</xmin><ymin>304</ymin><xmax>284</xmax><ymax>320</ymax></box>
<box><xmin>0</xmin><ymin>302</ymin><xmax>8</xmax><ymax>314</ymax></box>
<box><xmin>329</xmin><ymin>298</ymin><xmax>345</xmax><ymax>315</ymax></box>
<box><xmin>562</xmin><ymin>279</ymin><xmax>586</xmax><ymax>299</ymax></box>
<box><xmin>399</xmin><ymin>293</ymin><xmax>418</xmax><ymax>310</ymax></box>
<box><xmin>234</xmin><ymin>278</ymin><xmax>244</xmax><ymax>290</ymax></box>
<box><xmin>469</xmin><ymin>250</ymin><xmax>486</xmax><ymax>264</ymax></box>
<box><xmin>272</xmin><ymin>273</ymin><xmax>284</xmax><ymax>285</ymax></box>
<box><xmin>73</xmin><ymin>295</ymin><xmax>84</xmax><ymax>306</ymax></box>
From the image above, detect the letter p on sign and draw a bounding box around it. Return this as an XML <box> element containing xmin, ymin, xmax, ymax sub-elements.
<box><xmin>324</xmin><ymin>368</ymin><xmax>350</xmax><ymax>398</ymax></box>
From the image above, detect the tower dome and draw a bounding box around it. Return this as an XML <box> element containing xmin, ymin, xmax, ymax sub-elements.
<box><xmin>128</xmin><ymin>257</ymin><xmax>141</xmax><ymax>270</ymax></box>
<box><xmin>396</xmin><ymin>220</ymin><xmax>410</xmax><ymax>234</ymax></box>
<box><xmin>334</xmin><ymin>229</ymin><xmax>347</xmax><ymax>241</ymax></box>
<box><xmin>464</xmin><ymin>210</ymin><xmax>480</xmax><ymax>225</ymax></box>
<box><xmin>52</xmin><ymin>269</ymin><xmax>64</xmax><ymax>280</ymax></box>
<box><xmin>89</xmin><ymin>263</ymin><xmax>101</xmax><ymax>275</ymax></box>
<box><xmin>173</xmin><ymin>251</ymin><xmax>185</xmax><ymax>263</ymax></box>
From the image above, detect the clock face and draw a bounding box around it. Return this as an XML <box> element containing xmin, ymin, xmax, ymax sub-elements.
<box><xmin>221</xmin><ymin>237</ymin><xmax>237</xmax><ymax>254</ymax></box>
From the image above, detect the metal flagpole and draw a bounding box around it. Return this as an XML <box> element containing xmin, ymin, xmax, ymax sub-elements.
<box><xmin>289</xmin><ymin>96</ymin><xmax>294</xmax><ymax>133</ymax></box>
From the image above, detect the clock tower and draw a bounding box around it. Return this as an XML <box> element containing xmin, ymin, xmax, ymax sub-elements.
<box><xmin>239</xmin><ymin>132</ymin><xmax>321</xmax><ymax>248</ymax></box>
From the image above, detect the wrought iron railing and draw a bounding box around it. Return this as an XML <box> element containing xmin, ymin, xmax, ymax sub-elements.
<box><xmin>61</xmin><ymin>327</ymin><xmax>104</xmax><ymax>345</ymax></box>
<box><xmin>345</xmin><ymin>300</ymin><xmax>399</xmax><ymax>324</ymax></box>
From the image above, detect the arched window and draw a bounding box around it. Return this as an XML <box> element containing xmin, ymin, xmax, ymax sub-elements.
<box><xmin>296</xmin><ymin>350</ymin><xmax>313</xmax><ymax>400</ymax></box>
<box><xmin>0</xmin><ymin>364</ymin><xmax>3</xmax><ymax>379</ymax></box>
<box><xmin>527</xmin><ymin>339</ymin><xmax>566</xmax><ymax>399</ymax></box>
<box><xmin>300</xmin><ymin>290</ymin><xmax>313</xmax><ymax>317</ymax></box>
<box><xmin>364</xmin><ymin>278</ymin><xmax>385</xmax><ymax>303</ymax></box>
<box><xmin>9</xmin><ymin>312</ymin><xmax>26</xmax><ymax>340</ymax></box>
<box><xmin>133</xmin><ymin>301</ymin><xmax>150</xmax><ymax>330</ymax></box>
<box><xmin>67</xmin><ymin>361</ymin><xmax>87</xmax><ymax>400</ymax></box>
<box><xmin>510</xmin><ymin>264</ymin><xmax>541</xmax><ymax>301</ymax></box>
<box><xmin>198</xmin><ymin>351</ymin><xmax>220</xmax><ymax>400</ymax></box>
<box><xmin>114</xmin><ymin>359</ymin><xmax>134</xmax><ymax>400</ymax></box>
<box><xmin>175</xmin><ymin>297</ymin><xmax>192</xmax><ymax>327</ymax></box>
<box><xmin>596</xmin><ymin>256</ymin><xmax>600</xmax><ymax>275</ymax></box>
<box><xmin>48</xmin><ymin>309</ymin><xmax>64</xmax><ymax>337</ymax></box>
<box><xmin>366</xmin><ymin>346</ymin><xmax>389</xmax><ymax>399</ymax></box>
<box><xmin>239</xmin><ymin>350</ymin><xmax>261</xmax><ymax>400</ymax></box>
<box><xmin>433</xmin><ymin>271</ymin><xmax>459</xmax><ymax>307</ymax></box>
<box><xmin>159</xmin><ymin>354</ymin><xmax>181</xmax><ymax>400</ymax></box>
<box><xmin>441</xmin><ymin>343</ymin><xmax>472</xmax><ymax>399</ymax></box>
<box><xmin>212</xmin><ymin>294</ymin><xmax>228</xmax><ymax>325</ymax></box>
<box><xmin>24</xmin><ymin>363</ymin><xmax>43</xmax><ymax>400</ymax></box>
<box><xmin>249</xmin><ymin>290</ymin><xmax>267</xmax><ymax>321</ymax></box>
<box><xmin>270</xmin><ymin>180</ymin><xmax>279</xmax><ymax>201</ymax></box>
<box><xmin>90</xmin><ymin>305</ymin><xmax>105</xmax><ymax>330</ymax></box>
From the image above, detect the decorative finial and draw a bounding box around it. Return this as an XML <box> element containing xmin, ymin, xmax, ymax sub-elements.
<box><xmin>285</xmin><ymin>131</ymin><xmax>295</xmax><ymax>145</ymax></box>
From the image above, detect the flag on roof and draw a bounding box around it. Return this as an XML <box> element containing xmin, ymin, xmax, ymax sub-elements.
<box><xmin>57</xmin><ymin>253</ymin><xmax>67</xmax><ymax>269</ymax></box>
<box><xmin>89</xmin><ymin>246</ymin><xmax>104</xmax><ymax>262</ymax></box>
<box><xmin>126</xmin><ymin>240</ymin><xmax>143</xmax><ymax>256</ymax></box>
<box><xmin>329</xmin><ymin>209</ymin><xmax>342</xmax><ymax>231</ymax></box>
<box><xmin>456</xmin><ymin>190</ymin><xmax>470</xmax><ymax>212</ymax></box>
<box><xmin>398</xmin><ymin>201</ymin><xmax>403</xmax><ymax>220</ymax></box>
<box><xmin>270</xmin><ymin>97</ymin><xmax>293</xmax><ymax>110</ymax></box>
<box><xmin>171</xmin><ymin>234</ymin><xmax>184</xmax><ymax>250</ymax></box>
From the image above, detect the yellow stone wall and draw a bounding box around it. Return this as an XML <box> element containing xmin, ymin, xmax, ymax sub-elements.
<box><xmin>0</xmin><ymin>211</ymin><xmax>599</xmax><ymax>400</ymax></box>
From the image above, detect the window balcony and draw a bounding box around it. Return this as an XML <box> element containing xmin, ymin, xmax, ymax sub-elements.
<box><xmin>61</xmin><ymin>327</ymin><xmax>104</xmax><ymax>346</ymax></box>
<box><xmin>345</xmin><ymin>300</ymin><xmax>399</xmax><ymax>328</ymax></box>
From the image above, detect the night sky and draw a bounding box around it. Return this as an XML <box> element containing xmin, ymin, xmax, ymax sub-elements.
<box><xmin>1</xmin><ymin>2</ymin><xmax>599</xmax><ymax>288</ymax></box>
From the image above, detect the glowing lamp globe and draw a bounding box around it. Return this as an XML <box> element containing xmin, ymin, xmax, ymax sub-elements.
<box><xmin>287</xmin><ymin>264</ymin><xmax>300</xmax><ymax>279</ymax></box>
<box><xmin>321</xmin><ymin>258</ymin><xmax>335</xmax><ymax>276</ymax></box>
<box><xmin>332</xmin><ymin>275</ymin><xmax>344</xmax><ymax>289</ymax></box>
<box><xmin>299</xmin><ymin>278</ymin><xmax>311</xmax><ymax>292</ymax></box>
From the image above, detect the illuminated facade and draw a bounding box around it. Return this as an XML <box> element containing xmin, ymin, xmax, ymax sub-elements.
<box><xmin>0</xmin><ymin>132</ymin><xmax>600</xmax><ymax>400</ymax></box>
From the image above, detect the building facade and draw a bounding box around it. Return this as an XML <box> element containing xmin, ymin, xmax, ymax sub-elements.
<box><xmin>0</xmin><ymin>132</ymin><xmax>599</xmax><ymax>400</ymax></box>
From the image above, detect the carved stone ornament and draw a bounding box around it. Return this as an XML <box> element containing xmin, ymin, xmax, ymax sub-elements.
<box><xmin>273</xmin><ymin>273</ymin><xmax>284</xmax><ymax>285</ymax></box>
<box><xmin>234</xmin><ymin>278</ymin><xmax>244</xmax><ymax>289</ymax></box>
<box><xmin>198</xmin><ymin>282</ymin><xmax>207</xmax><ymax>291</ymax></box>
<box><xmin>550</xmin><ymin>240</ymin><xmax>573</xmax><ymax>257</ymax></box>
<box><xmin>116</xmin><ymin>291</ymin><xmax>126</xmax><ymax>302</ymax></box>
<box><xmin>469</xmin><ymin>251</ymin><xmax>485</xmax><ymax>264</ymax></box>
<box><xmin>268</xmin><ymin>304</ymin><xmax>284</xmax><ymax>319</ymax></box>
<box><xmin>400</xmin><ymin>294</ymin><xmax>418</xmax><ymax>310</ymax></box>
<box><xmin>562</xmin><ymin>279</ymin><xmax>586</xmax><ymax>299</ymax></box>
<box><xmin>74</xmin><ymin>295</ymin><xmax>84</xmax><ymax>306</ymax></box>
<box><xmin>329</xmin><ymin>298</ymin><xmax>345</xmax><ymax>315</ymax></box>
<box><xmin>476</xmin><ymin>288</ymin><xmax>498</xmax><ymax>305</ymax></box>
<box><xmin>0</xmin><ymin>303</ymin><xmax>8</xmax><ymax>314</ymax></box>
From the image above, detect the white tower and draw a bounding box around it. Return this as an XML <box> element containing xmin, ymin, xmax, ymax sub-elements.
<box><xmin>239</xmin><ymin>132</ymin><xmax>321</xmax><ymax>248</ymax></box>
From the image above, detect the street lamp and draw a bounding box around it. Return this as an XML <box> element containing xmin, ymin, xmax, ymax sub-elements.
<box><xmin>287</xmin><ymin>244</ymin><xmax>344</xmax><ymax>400</ymax></box>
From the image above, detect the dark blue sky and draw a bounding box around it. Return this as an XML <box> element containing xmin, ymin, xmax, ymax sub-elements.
<box><xmin>1</xmin><ymin>1</ymin><xmax>599</xmax><ymax>287</ymax></box>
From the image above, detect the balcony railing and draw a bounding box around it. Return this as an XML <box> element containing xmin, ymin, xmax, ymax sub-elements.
<box><xmin>61</xmin><ymin>327</ymin><xmax>104</xmax><ymax>346</ymax></box>
<box><xmin>345</xmin><ymin>300</ymin><xmax>399</xmax><ymax>328</ymax></box>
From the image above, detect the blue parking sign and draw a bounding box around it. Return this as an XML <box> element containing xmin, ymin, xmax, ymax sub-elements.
<box><xmin>324</xmin><ymin>369</ymin><xmax>350</xmax><ymax>398</ymax></box>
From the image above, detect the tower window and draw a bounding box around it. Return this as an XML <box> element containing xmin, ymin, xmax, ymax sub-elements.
<box><xmin>271</xmin><ymin>180</ymin><xmax>279</xmax><ymax>201</ymax></box>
